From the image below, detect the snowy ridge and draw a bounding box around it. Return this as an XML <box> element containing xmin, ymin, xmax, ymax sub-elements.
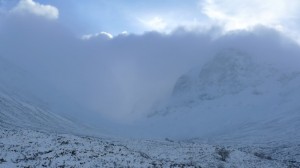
<box><xmin>172</xmin><ymin>49</ymin><xmax>261</xmax><ymax>100</ymax></box>
<box><xmin>147</xmin><ymin>49</ymin><xmax>300</xmax><ymax>141</ymax></box>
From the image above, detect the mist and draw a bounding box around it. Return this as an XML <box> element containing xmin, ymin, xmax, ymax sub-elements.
<box><xmin>1</xmin><ymin>10</ymin><xmax>300</xmax><ymax>137</ymax></box>
<box><xmin>2</xmin><ymin>1</ymin><xmax>300</xmax><ymax>167</ymax></box>
<box><xmin>0</xmin><ymin>14</ymin><xmax>212</xmax><ymax>121</ymax></box>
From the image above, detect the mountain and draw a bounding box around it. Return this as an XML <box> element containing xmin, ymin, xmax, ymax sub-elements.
<box><xmin>0</xmin><ymin>56</ymin><xmax>83</xmax><ymax>133</ymax></box>
<box><xmin>172</xmin><ymin>49</ymin><xmax>262</xmax><ymax>102</ymax></box>
<box><xmin>146</xmin><ymin>49</ymin><xmax>300</xmax><ymax>141</ymax></box>
<box><xmin>1</xmin><ymin>54</ymin><xmax>299</xmax><ymax>167</ymax></box>
<box><xmin>0</xmin><ymin>89</ymin><xmax>79</xmax><ymax>132</ymax></box>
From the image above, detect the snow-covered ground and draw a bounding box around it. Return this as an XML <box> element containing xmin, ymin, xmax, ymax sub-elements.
<box><xmin>1</xmin><ymin>127</ymin><xmax>299</xmax><ymax>168</ymax></box>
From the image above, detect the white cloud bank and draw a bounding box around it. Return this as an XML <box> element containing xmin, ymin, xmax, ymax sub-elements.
<box><xmin>11</xmin><ymin>0</ymin><xmax>59</xmax><ymax>20</ymax></box>
<box><xmin>138</xmin><ymin>15</ymin><xmax>210</xmax><ymax>34</ymax></box>
<box><xmin>82</xmin><ymin>32</ymin><xmax>114</xmax><ymax>40</ymax></box>
<box><xmin>139</xmin><ymin>17</ymin><xmax>168</xmax><ymax>32</ymax></box>
<box><xmin>201</xmin><ymin>0</ymin><xmax>300</xmax><ymax>42</ymax></box>
<box><xmin>2</xmin><ymin>0</ymin><xmax>300</xmax><ymax>132</ymax></box>
<box><xmin>134</xmin><ymin>0</ymin><xmax>300</xmax><ymax>43</ymax></box>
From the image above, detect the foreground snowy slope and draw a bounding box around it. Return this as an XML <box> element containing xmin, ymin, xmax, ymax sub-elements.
<box><xmin>1</xmin><ymin>128</ymin><xmax>299</xmax><ymax>168</ymax></box>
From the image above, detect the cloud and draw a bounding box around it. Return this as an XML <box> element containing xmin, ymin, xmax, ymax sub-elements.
<box><xmin>11</xmin><ymin>0</ymin><xmax>59</xmax><ymax>20</ymax></box>
<box><xmin>120</xmin><ymin>31</ymin><xmax>129</xmax><ymax>36</ymax></box>
<box><xmin>201</xmin><ymin>0</ymin><xmax>300</xmax><ymax>42</ymax></box>
<box><xmin>139</xmin><ymin>17</ymin><xmax>168</xmax><ymax>32</ymax></box>
<box><xmin>137</xmin><ymin>15</ymin><xmax>210</xmax><ymax>34</ymax></box>
<box><xmin>1</xmin><ymin>10</ymin><xmax>300</xmax><ymax>131</ymax></box>
<box><xmin>130</xmin><ymin>0</ymin><xmax>300</xmax><ymax>40</ymax></box>
<box><xmin>81</xmin><ymin>32</ymin><xmax>114</xmax><ymax>40</ymax></box>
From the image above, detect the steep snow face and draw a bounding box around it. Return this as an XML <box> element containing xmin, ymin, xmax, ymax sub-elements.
<box><xmin>170</xmin><ymin>48</ymin><xmax>300</xmax><ymax>113</ymax></box>
<box><xmin>172</xmin><ymin>49</ymin><xmax>262</xmax><ymax>103</ymax></box>
<box><xmin>0</xmin><ymin>56</ymin><xmax>84</xmax><ymax>133</ymax></box>
<box><xmin>145</xmin><ymin>49</ymin><xmax>300</xmax><ymax>140</ymax></box>
<box><xmin>0</xmin><ymin>91</ymin><xmax>78</xmax><ymax>132</ymax></box>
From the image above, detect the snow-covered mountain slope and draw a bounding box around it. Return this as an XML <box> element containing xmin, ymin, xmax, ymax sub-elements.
<box><xmin>146</xmin><ymin>49</ymin><xmax>300</xmax><ymax>141</ymax></box>
<box><xmin>0</xmin><ymin>56</ymin><xmax>85</xmax><ymax>133</ymax></box>
<box><xmin>0</xmin><ymin>90</ymin><xmax>78</xmax><ymax>132</ymax></box>
<box><xmin>1</xmin><ymin>128</ymin><xmax>299</xmax><ymax>168</ymax></box>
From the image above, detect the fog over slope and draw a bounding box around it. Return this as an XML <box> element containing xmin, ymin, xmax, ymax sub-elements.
<box><xmin>0</xmin><ymin>56</ymin><xmax>81</xmax><ymax>132</ymax></box>
<box><xmin>1</xmin><ymin>11</ymin><xmax>300</xmax><ymax>139</ymax></box>
<box><xmin>139</xmin><ymin>48</ymin><xmax>300</xmax><ymax>141</ymax></box>
<box><xmin>0</xmin><ymin>55</ymin><xmax>116</xmax><ymax>135</ymax></box>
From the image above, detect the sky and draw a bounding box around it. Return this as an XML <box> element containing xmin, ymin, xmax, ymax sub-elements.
<box><xmin>1</xmin><ymin>0</ymin><xmax>300</xmax><ymax>39</ymax></box>
<box><xmin>1</xmin><ymin>0</ymin><xmax>300</xmax><ymax>128</ymax></box>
